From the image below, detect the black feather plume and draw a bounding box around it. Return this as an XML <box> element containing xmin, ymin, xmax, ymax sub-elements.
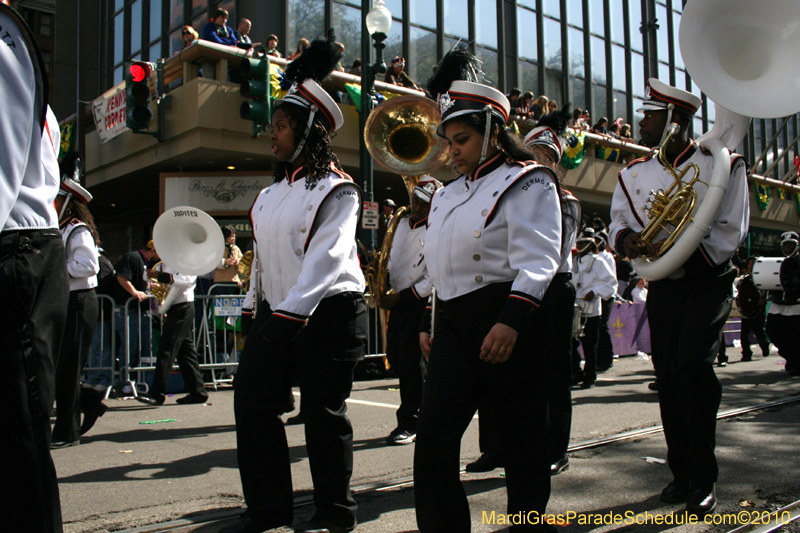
<box><xmin>283</xmin><ymin>28</ymin><xmax>342</xmax><ymax>85</ymax></box>
<box><xmin>535</xmin><ymin>103</ymin><xmax>572</xmax><ymax>137</ymax></box>
<box><xmin>426</xmin><ymin>42</ymin><xmax>484</xmax><ymax>100</ymax></box>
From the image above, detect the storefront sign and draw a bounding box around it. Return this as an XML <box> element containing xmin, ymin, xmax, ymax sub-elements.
<box><xmin>163</xmin><ymin>174</ymin><xmax>273</xmax><ymax>213</ymax></box>
<box><xmin>92</xmin><ymin>82</ymin><xmax>129</xmax><ymax>143</ymax></box>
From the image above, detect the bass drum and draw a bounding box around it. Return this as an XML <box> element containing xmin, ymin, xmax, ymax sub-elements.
<box><xmin>780</xmin><ymin>254</ymin><xmax>800</xmax><ymax>293</ymax></box>
<box><xmin>752</xmin><ymin>257</ymin><xmax>784</xmax><ymax>291</ymax></box>
<box><xmin>736</xmin><ymin>275</ymin><xmax>761</xmax><ymax>318</ymax></box>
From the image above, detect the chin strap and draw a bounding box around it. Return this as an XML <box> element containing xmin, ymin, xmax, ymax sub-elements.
<box><xmin>288</xmin><ymin>104</ymin><xmax>318</xmax><ymax>164</ymax></box>
<box><xmin>58</xmin><ymin>192</ymin><xmax>73</xmax><ymax>220</ymax></box>
<box><xmin>658</xmin><ymin>103</ymin><xmax>676</xmax><ymax>146</ymax></box>
<box><xmin>478</xmin><ymin>106</ymin><xmax>493</xmax><ymax>165</ymax></box>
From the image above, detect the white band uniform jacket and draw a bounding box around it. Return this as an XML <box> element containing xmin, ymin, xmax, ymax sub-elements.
<box><xmin>572</xmin><ymin>254</ymin><xmax>617</xmax><ymax>317</ymax></box>
<box><xmin>609</xmin><ymin>140</ymin><xmax>749</xmax><ymax>272</ymax></box>
<box><xmin>146</xmin><ymin>262</ymin><xmax>197</xmax><ymax>305</ymax></box>
<box><xmin>387</xmin><ymin>215</ymin><xmax>432</xmax><ymax>300</ymax></box>
<box><xmin>424</xmin><ymin>153</ymin><xmax>562</xmax><ymax>331</ymax></box>
<box><xmin>557</xmin><ymin>190</ymin><xmax>582</xmax><ymax>274</ymax></box>
<box><xmin>247</xmin><ymin>164</ymin><xmax>365</xmax><ymax>332</ymax></box>
<box><xmin>60</xmin><ymin>218</ymin><xmax>99</xmax><ymax>291</ymax></box>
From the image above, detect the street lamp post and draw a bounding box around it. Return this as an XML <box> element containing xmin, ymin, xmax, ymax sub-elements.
<box><xmin>359</xmin><ymin>0</ymin><xmax>392</xmax><ymax>252</ymax></box>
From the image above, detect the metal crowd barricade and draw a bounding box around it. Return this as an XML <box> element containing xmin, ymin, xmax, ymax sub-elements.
<box><xmin>81</xmin><ymin>294</ymin><xmax>120</xmax><ymax>398</ymax></box>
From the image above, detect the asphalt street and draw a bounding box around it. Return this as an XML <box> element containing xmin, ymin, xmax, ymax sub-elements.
<box><xmin>52</xmin><ymin>347</ymin><xmax>800</xmax><ymax>533</ymax></box>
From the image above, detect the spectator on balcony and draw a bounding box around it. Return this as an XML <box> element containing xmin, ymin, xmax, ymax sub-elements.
<box><xmin>619</xmin><ymin>123</ymin><xmax>633</xmax><ymax>139</ymax></box>
<box><xmin>287</xmin><ymin>38</ymin><xmax>309</xmax><ymax>60</ymax></box>
<box><xmin>348</xmin><ymin>58</ymin><xmax>361</xmax><ymax>76</ymax></box>
<box><xmin>506</xmin><ymin>87</ymin><xmax>521</xmax><ymax>109</ymax></box>
<box><xmin>203</xmin><ymin>8</ymin><xmax>237</xmax><ymax>48</ymax></box>
<box><xmin>591</xmin><ymin>117</ymin><xmax>609</xmax><ymax>135</ymax></box>
<box><xmin>385</xmin><ymin>56</ymin><xmax>420</xmax><ymax>90</ymax></box>
<box><xmin>570</xmin><ymin>107</ymin><xmax>589</xmax><ymax>130</ymax></box>
<box><xmin>531</xmin><ymin>95</ymin><xmax>549</xmax><ymax>120</ymax></box>
<box><xmin>266</xmin><ymin>34</ymin><xmax>281</xmax><ymax>58</ymax></box>
<box><xmin>608</xmin><ymin>121</ymin><xmax>621</xmax><ymax>139</ymax></box>
<box><xmin>234</xmin><ymin>18</ymin><xmax>260</xmax><ymax>50</ymax></box>
<box><xmin>180</xmin><ymin>25</ymin><xmax>199</xmax><ymax>50</ymax></box>
<box><xmin>511</xmin><ymin>91</ymin><xmax>533</xmax><ymax>120</ymax></box>
<box><xmin>548</xmin><ymin>100</ymin><xmax>559</xmax><ymax>113</ymax></box>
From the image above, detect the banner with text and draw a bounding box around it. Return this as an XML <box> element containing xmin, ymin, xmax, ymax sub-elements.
<box><xmin>92</xmin><ymin>82</ymin><xmax>129</xmax><ymax>143</ymax></box>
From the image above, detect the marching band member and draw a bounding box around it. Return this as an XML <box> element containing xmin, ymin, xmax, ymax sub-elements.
<box><xmin>1</xmin><ymin>1</ymin><xmax>69</xmax><ymax>530</ymax></box>
<box><xmin>765</xmin><ymin>232</ymin><xmax>800</xmax><ymax>376</ymax></box>
<box><xmin>415</xmin><ymin>44</ymin><xmax>562</xmax><ymax>532</ymax></box>
<box><xmin>222</xmin><ymin>30</ymin><xmax>367</xmax><ymax>533</ymax></box>
<box><xmin>609</xmin><ymin>79</ymin><xmax>749</xmax><ymax>516</ymax></box>
<box><xmin>524</xmin><ymin>106</ymin><xmax>582</xmax><ymax>474</ymax></box>
<box><xmin>51</xmin><ymin>154</ymin><xmax>101</xmax><ymax>448</ymax></box>
<box><xmin>736</xmin><ymin>257</ymin><xmax>770</xmax><ymax>361</ymax></box>
<box><xmin>380</xmin><ymin>176</ymin><xmax>441</xmax><ymax>446</ymax></box>
<box><xmin>136</xmin><ymin>259</ymin><xmax>208</xmax><ymax>407</ymax></box>
<box><xmin>594</xmin><ymin>230</ymin><xmax>618</xmax><ymax>372</ymax></box>
<box><xmin>570</xmin><ymin>229</ymin><xmax>617</xmax><ymax>390</ymax></box>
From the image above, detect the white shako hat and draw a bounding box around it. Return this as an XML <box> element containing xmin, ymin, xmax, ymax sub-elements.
<box><xmin>413</xmin><ymin>175</ymin><xmax>443</xmax><ymax>203</ymax></box>
<box><xmin>524</xmin><ymin>125</ymin><xmax>565</xmax><ymax>160</ymax></box>
<box><xmin>59</xmin><ymin>177</ymin><xmax>92</xmax><ymax>204</ymax></box>
<box><xmin>58</xmin><ymin>152</ymin><xmax>92</xmax><ymax>204</ymax></box>
<box><xmin>278</xmin><ymin>79</ymin><xmax>344</xmax><ymax>132</ymax></box>
<box><xmin>436</xmin><ymin>80</ymin><xmax>510</xmax><ymax>138</ymax></box>
<box><xmin>637</xmin><ymin>78</ymin><xmax>702</xmax><ymax>117</ymax></box>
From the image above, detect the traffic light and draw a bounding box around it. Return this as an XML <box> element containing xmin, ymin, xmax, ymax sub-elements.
<box><xmin>125</xmin><ymin>61</ymin><xmax>155</xmax><ymax>131</ymax></box>
<box><xmin>239</xmin><ymin>55</ymin><xmax>270</xmax><ymax>137</ymax></box>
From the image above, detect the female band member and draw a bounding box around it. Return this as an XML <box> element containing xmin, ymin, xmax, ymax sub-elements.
<box><xmin>51</xmin><ymin>153</ymin><xmax>101</xmax><ymax>448</ymax></box>
<box><xmin>415</xmin><ymin>44</ymin><xmax>563</xmax><ymax>532</ymax></box>
<box><xmin>221</xmin><ymin>30</ymin><xmax>367</xmax><ymax>533</ymax></box>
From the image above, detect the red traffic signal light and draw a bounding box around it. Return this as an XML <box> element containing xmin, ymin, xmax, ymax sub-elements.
<box><xmin>129</xmin><ymin>62</ymin><xmax>151</xmax><ymax>83</ymax></box>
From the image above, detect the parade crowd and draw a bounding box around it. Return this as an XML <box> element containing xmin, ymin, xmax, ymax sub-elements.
<box><xmin>4</xmin><ymin>4</ymin><xmax>800</xmax><ymax>532</ymax></box>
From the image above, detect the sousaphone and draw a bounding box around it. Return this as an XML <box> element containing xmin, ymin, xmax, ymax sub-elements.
<box><xmin>631</xmin><ymin>0</ymin><xmax>800</xmax><ymax>281</ymax></box>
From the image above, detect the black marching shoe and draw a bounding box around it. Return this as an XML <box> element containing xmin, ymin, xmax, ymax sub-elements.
<box><xmin>686</xmin><ymin>483</ymin><xmax>716</xmax><ymax>517</ymax></box>
<box><xmin>175</xmin><ymin>394</ymin><xmax>208</xmax><ymax>404</ymax></box>
<box><xmin>660</xmin><ymin>479</ymin><xmax>690</xmax><ymax>503</ymax></box>
<box><xmin>550</xmin><ymin>455</ymin><xmax>569</xmax><ymax>475</ymax></box>
<box><xmin>50</xmin><ymin>440</ymin><xmax>80</xmax><ymax>449</ymax></box>
<box><xmin>80</xmin><ymin>386</ymin><xmax>109</xmax><ymax>435</ymax></box>
<box><xmin>135</xmin><ymin>392</ymin><xmax>165</xmax><ymax>406</ymax></box>
<box><xmin>580</xmin><ymin>380</ymin><xmax>595</xmax><ymax>389</ymax></box>
<box><xmin>465</xmin><ymin>452</ymin><xmax>503</xmax><ymax>473</ymax></box>
<box><xmin>218</xmin><ymin>514</ymin><xmax>291</xmax><ymax>533</ymax></box>
<box><xmin>294</xmin><ymin>516</ymin><xmax>355</xmax><ymax>533</ymax></box>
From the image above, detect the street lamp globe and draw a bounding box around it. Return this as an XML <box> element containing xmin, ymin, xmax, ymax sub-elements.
<box><xmin>366</xmin><ymin>0</ymin><xmax>392</xmax><ymax>36</ymax></box>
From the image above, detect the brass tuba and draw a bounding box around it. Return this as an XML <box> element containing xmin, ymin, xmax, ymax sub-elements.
<box><xmin>362</xmin><ymin>95</ymin><xmax>448</xmax><ymax>308</ymax></box>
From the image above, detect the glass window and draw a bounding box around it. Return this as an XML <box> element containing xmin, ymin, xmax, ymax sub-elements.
<box><xmin>114</xmin><ymin>12</ymin><xmax>124</xmax><ymax>65</ymax></box>
<box><xmin>592</xmin><ymin>84</ymin><xmax>608</xmax><ymax>122</ymax></box>
<box><xmin>631</xmin><ymin>51</ymin><xmax>644</xmax><ymax>96</ymax></box>
<box><xmin>570</xmin><ymin>77</ymin><xmax>586</xmax><ymax>112</ymax></box>
<box><xmin>41</xmin><ymin>51</ymin><xmax>50</xmax><ymax>74</ymax></box>
<box><xmin>443</xmin><ymin>0</ymin><xmax>468</xmax><ymax>38</ymax></box>
<box><xmin>384</xmin><ymin>0</ymin><xmax>403</xmax><ymax>19</ymax></box>
<box><xmin>589</xmin><ymin>0</ymin><xmax>604</xmax><ymax>37</ymax></box>
<box><xmin>519</xmin><ymin>61</ymin><xmax>538</xmax><ymax>95</ymax></box>
<box><xmin>113</xmin><ymin>65</ymin><xmax>123</xmax><ymax>86</ymax></box>
<box><xmin>476</xmin><ymin>47</ymin><xmax>498</xmax><ymax>87</ymax></box>
<box><xmin>150</xmin><ymin>0</ymin><xmax>163</xmax><ymax>42</ymax></box>
<box><xmin>631</xmin><ymin>97</ymin><xmax>643</xmax><ymax>139</ymax></box>
<box><xmin>332</xmin><ymin>3</ymin><xmax>362</xmax><ymax>70</ymax></box>
<box><xmin>672</xmin><ymin>10</ymin><xmax>684</xmax><ymax>69</ymax></box>
<box><xmin>169</xmin><ymin>0</ymin><xmax>183</xmax><ymax>30</ymax></box>
<box><xmin>567</xmin><ymin>0</ymin><xmax>582</xmax><ymax>28</ymax></box>
<box><xmin>475</xmin><ymin>0</ymin><xmax>497</xmax><ymax>47</ymax></box>
<box><xmin>543</xmin><ymin>17</ymin><xmax>562</xmax><ymax>71</ymax></box>
<box><xmin>656</xmin><ymin>3</ymin><xmax>669</xmax><ymax>63</ymax></box>
<box><xmin>410</xmin><ymin>0</ymin><xmax>436</xmax><ymax>29</ymax></box>
<box><xmin>543</xmin><ymin>0</ymin><xmax>560</xmax><ymax>19</ymax></box>
<box><xmin>609</xmin><ymin>0</ymin><xmax>624</xmax><ymax>44</ymax></box>
<box><xmin>705</xmin><ymin>96</ymin><xmax>716</xmax><ymax>123</ymax></box>
<box><xmin>659</xmin><ymin>61</ymin><xmax>669</xmax><ymax>82</ymax></box>
<box><xmin>215</xmin><ymin>0</ymin><xmax>235</xmax><ymax>27</ymax></box>
<box><xmin>131</xmin><ymin>0</ymin><xmax>142</xmax><ymax>55</ymax></box>
<box><xmin>693</xmin><ymin>116</ymin><xmax>703</xmax><ymax>139</ymax></box>
<box><xmin>568</xmin><ymin>27</ymin><xmax>585</xmax><ymax>78</ymax></box>
<box><xmin>611</xmin><ymin>43</ymin><xmax>625</xmax><ymax>90</ymax></box>
<box><xmin>383</xmin><ymin>22</ymin><xmax>404</xmax><ymax>71</ymax></box>
<box><xmin>169</xmin><ymin>27</ymin><xmax>184</xmax><ymax>55</ymax></box>
<box><xmin>613</xmin><ymin>91</ymin><xmax>627</xmax><ymax>124</ymax></box>
<box><xmin>409</xmin><ymin>27</ymin><xmax>438</xmax><ymax>85</ymax></box>
<box><xmin>115</xmin><ymin>0</ymin><xmax>124</xmax><ymax>12</ymax></box>
<box><xmin>590</xmin><ymin>35</ymin><xmax>605</xmax><ymax>85</ymax></box>
<box><xmin>22</xmin><ymin>8</ymin><xmax>34</xmax><ymax>27</ymax></box>
<box><xmin>40</xmin><ymin>13</ymin><xmax>52</xmax><ymax>36</ymax></box>
<box><xmin>544</xmin><ymin>69</ymin><xmax>563</xmax><ymax>103</ymax></box>
<box><xmin>191</xmin><ymin>0</ymin><xmax>205</xmax><ymax>20</ymax></box>
<box><xmin>287</xmin><ymin>0</ymin><xmax>324</xmax><ymax>58</ymax></box>
<box><xmin>517</xmin><ymin>8</ymin><xmax>538</xmax><ymax>62</ymax></box>
<box><xmin>629</xmin><ymin>0</ymin><xmax>642</xmax><ymax>51</ymax></box>
<box><xmin>518</xmin><ymin>0</ymin><xmax>535</xmax><ymax>11</ymax></box>
<box><xmin>148</xmin><ymin>40</ymin><xmax>162</xmax><ymax>62</ymax></box>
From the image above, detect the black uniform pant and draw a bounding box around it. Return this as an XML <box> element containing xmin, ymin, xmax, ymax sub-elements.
<box><xmin>573</xmin><ymin>315</ymin><xmax>599</xmax><ymax>384</ymax></box>
<box><xmin>386</xmin><ymin>297</ymin><xmax>428</xmax><ymax>433</ymax></box>
<box><xmin>0</xmin><ymin>229</ymin><xmax>68</xmax><ymax>533</ymax></box>
<box><xmin>741</xmin><ymin>309</ymin><xmax>770</xmax><ymax>359</ymax></box>
<box><xmin>647</xmin><ymin>264</ymin><xmax>735</xmax><ymax>487</ymax></box>
<box><xmin>233</xmin><ymin>292</ymin><xmax>367</xmax><ymax>528</ymax></box>
<box><xmin>150</xmin><ymin>301</ymin><xmax>206</xmax><ymax>399</ymax></box>
<box><xmin>53</xmin><ymin>288</ymin><xmax>98</xmax><ymax>442</ymax></box>
<box><xmin>596</xmin><ymin>297</ymin><xmax>614</xmax><ymax>370</ymax></box>
<box><xmin>765</xmin><ymin>312</ymin><xmax>800</xmax><ymax>375</ymax></box>
<box><xmin>414</xmin><ymin>283</ymin><xmax>550</xmax><ymax>533</ymax></box>
<box><xmin>541</xmin><ymin>273</ymin><xmax>576</xmax><ymax>463</ymax></box>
